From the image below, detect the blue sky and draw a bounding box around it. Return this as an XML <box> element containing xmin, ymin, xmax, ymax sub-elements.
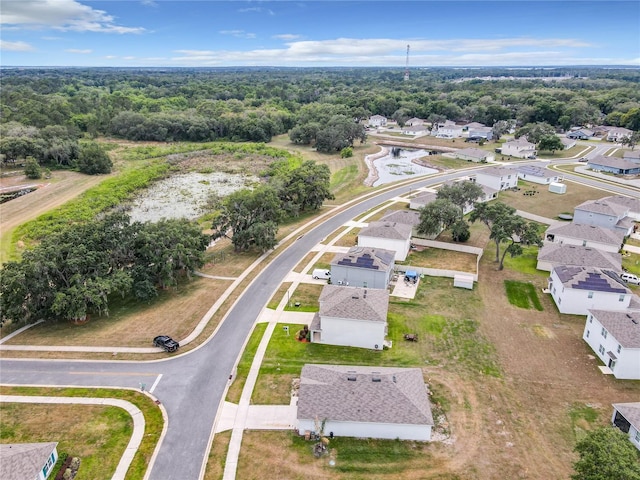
<box><xmin>1</xmin><ymin>0</ymin><xmax>639</xmax><ymax>67</ymax></box>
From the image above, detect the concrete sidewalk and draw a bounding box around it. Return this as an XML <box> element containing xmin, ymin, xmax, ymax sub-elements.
<box><xmin>0</xmin><ymin>395</ymin><xmax>145</xmax><ymax>480</ymax></box>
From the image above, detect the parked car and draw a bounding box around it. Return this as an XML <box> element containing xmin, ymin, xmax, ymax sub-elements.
<box><xmin>153</xmin><ymin>335</ymin><xmax>179</xmax><ymax>352</ymax></box>
<box><xmin>620</xmin><ymin>272</ymin><xmax>640</xmax><ymax>285</ymax></box>
<box><xmin>578</xmin><ymin>157</ymin><xmax>588</xmax><ymax>162</ymax></box>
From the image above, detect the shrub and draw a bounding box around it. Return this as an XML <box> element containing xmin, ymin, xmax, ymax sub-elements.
<box><xmin>24</xmin><ymin>157</ymin><xmax>42</xmax><ymax>179</ymax></box>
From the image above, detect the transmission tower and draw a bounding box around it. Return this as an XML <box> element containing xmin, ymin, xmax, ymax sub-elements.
<box><xmin>404</xmin><ymin>44</ymin><xmax>410</xmax><ymax>81</ymax></box>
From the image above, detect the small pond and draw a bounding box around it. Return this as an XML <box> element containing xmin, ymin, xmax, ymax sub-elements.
<box><xmin>372</xmin><ymin>149</ymin><xmax>438</xmax><ymax>186</ymax></box>
<box><xmin>127</xmin><ymin>171</ymin><xmax>257</xmax><ymax>223</ymax></box>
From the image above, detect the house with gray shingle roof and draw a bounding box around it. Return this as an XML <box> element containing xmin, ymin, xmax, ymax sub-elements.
<box><xmin>602</xmin><ymin>195</ymin><xmax>640</xmax><ymax>221</ymax></box>
<box><xmin>517</xmin><ymin>165</ymin><xmax>564</xmax><ymax>185</ymax></box>
<box><xmin>623</xmin><ymin>150</ymin><xmax>640</xmax><ymax>162</ymax></box>
<box><xmin>548</xmin><ymin>266</ymin><xmax>632</xmax><ymax>315</ymax></box>
<box><xmin>331</xmin><ymin>246</ymin><xmax>395</xmax><ymax>289</ymax></box>
<box><xmin>454</xmin><ymin>147</ymin><xmax>495</xmax><ymax>163</ymax></box>
<box><xmin>409</xmin><ymin>191</ymin><xmax>437</xmax><ymax>210</ymax></box>
<box><xmin>296</xmin><ymin>364</ymin><xmax>434</xmax><ymax>441</ymax></box>
<box><xmin>544</xmin><ymin>223</ymin><xmax>625</xmax><ymax>253</ymax></box>
<box><xmin>380</xmin><ymin>209</ymin><xmax>421</xmax><ymax>227</ymax></box>
<box><xmin>567</xmin><ymin>129</ymin><xmax>594</xmax><ymax>140</ymax></box>
<box><xmin>0</xmin><ymin>442</ymin><xmax>59</xmax><ymax>480</ymax></box>
<box><xmin>537</xmin><ymin>244</ymin><xmax>622</xmax><ymax>273</ymax></box>
<box><xmin>573</xmin><ymin>198</ymin><xmax>635</xmax><ymax>236</ymax></box>
<box><xmin>358</xmin><ymin>221</ymin><xmax>413</xmax><ymax>261</ymax></box>
<box><xmin>501</xmin><ymin>137</ymin><xmax>537</xmax><ymax>159</ymax></box>
<box><xmin>309</xmin><ymin>285</ymin><xmax>389</xmax><ymax>350</ymax></box>
<box><xmin>607</xmin><ymin>127</ymin><xmax>633</xmax><ymax>142</ymax></box>
<box><xmin>612</xmin><ymin>402</ymin><xmax>640</xmax><ymax>446</ymax></box>
<box><xmin>587</xmin><ymin>155</ymin><xmax>640</xmax><ymax>175</ymax></box>
<box><xmin>583</xmin><ymin>309</ymin><xmax>640</xmax><ymax>380</ymax></box>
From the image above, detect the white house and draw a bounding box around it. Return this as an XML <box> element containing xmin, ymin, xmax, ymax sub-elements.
<box><xmin>409</xmin><ymin>191</ymin><xmax>438</xmax><ymax>210</ymax></box>
<box><xmin>358</xmin><ymin>221</ymin><xmax>412</xmax><ymax>261</ymax></box>
<box><xmin>583</xmin><ymin>310</ymin><xmax>640</xmax><ymax>380</ymax></box>
<box><xmin>467</xmin><ymin>126</ymin><xmax>494</xmax><ymax>141</ymax></box>
<box><xmin>454</xmin><ymin>147</ymin><xmax>495</xmax><ymax>163</ymax></box>
<box><xmin>402</xmin><ymin>125</ymin><xmax>429</xmax><ymax>136</ymax></box>
<box><xmin>501</xmin><ymin>137</ymin><xmax>537</xmax><ymax>158</ymax></box>
<box><xmin>517</xmin><ymin>165</ymin><xmax>564</xmax><ymax>185</ymax></box>
<box><xmin>309</xmin><ymin>285</ymin><xmax>388</xmax><ymax>350</ymax></box>
<box><xmin>536</xmin><ymin>244</ymin><xmax>622</xmax><ymax>273</ymax></box>
<box><xmin>474</xmin><ymin>166</ymin><xmax>518</xmax><ymax>191</ymax></box>
<box><xmin>607</xmin><ymin>127</ymin><xmax>633</xmax><ymax>142</ymax></box>
<box><xmin>548</xmin><ymin>266</ymin><xmax>632</xmax><ymax>315</ymax></box>
<box><xmin>435</xmin><ymin>120</ymin><xmax>464</xmax><ymax>138</ymax></box>
<box><xmin>405</xmin><ymin>117</ymin><xmax>425</xmax><ymax>126</ymax></box>
<box><xmin>0</xmin><ymin>443</ymin><xmax>59</xmax><ymax>480</ymax></box>
<box><xmin>331</xmin><ymin>246</ymin><xmax>396</xmax><ymax>289</ymax></box>
<box><xmin>573</xmin><ymin>199</ymin><xmax>635</xmax><ymax>236</ymax></box>
<box><xmin>296</xmin><ymin>364</ymin><xmax>434</xmax><ymax>441</ymax></box>
<box><xmin>544</xmin><ymin>223</ymin><xmax>626</xmax><ymax>253</ymax></box>
<box><xmin>560</xmin><ymin>137</ymin><xmax>577</xmax><ymax>149</ymax></box>
<box><xmin>379</xmin><ymin>209</ymin><xmax>421</xmax><ymax>228</ymax></box>
<box><xmin>612</xmin><ymin>402</ymin><xmax>640</xmax><ymax>449</ymax></box>
<box><xmin>368</xmin><ymin>115</ymin><xmax>387</xmax><ymax>127</ymax></box>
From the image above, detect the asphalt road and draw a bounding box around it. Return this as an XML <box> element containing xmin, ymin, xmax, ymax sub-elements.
<box><xmin>1</xmin><ymin>162</ymin><xmax>637</xmax><ymax>480</ymax></box>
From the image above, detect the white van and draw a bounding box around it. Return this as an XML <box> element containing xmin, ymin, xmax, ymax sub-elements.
<box><xmin>620</xmin><ymin>272</ymin><xmax>640</xmax><ymax>285</ymax></box>
<box><xmin>312</xmin><ymin>269</ymin><xmax>331</xmax><ymax>280</ymax></box>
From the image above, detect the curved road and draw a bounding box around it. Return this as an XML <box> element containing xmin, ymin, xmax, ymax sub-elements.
<box><xmin>1</xmin><ymin>162</ymin><xmax>638</xmax><ymax>479</ymax></box>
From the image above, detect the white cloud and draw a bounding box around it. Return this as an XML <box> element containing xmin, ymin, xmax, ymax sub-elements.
<box><xmin>0</xmin><ymin>40</ymin><xmax>35</xmax><ymax>51</ymax></box>
<box><xmin>141</xmin><ymin>0</ymin><xmax>158</xmax><ymax>6</ymax></box>
<box><xmin>1</xmin><ymin>0</ymin><xmax>145</xmax><ymax>34</ymax></box>
<box><xmin>169</xmin><ymin>36</ymin><xmax>635</xmax><ymax>67</ymax></box>
<box><xmin>104</xmin><ymin>55</ymin><xmax>117</xmax><ymax>59</ymax></box>
<box><xmin>219</xmin><ymin>30</ymin><xmax>256</xmax><ymax>39</ymax></box>
<box><xmin>65</xmin><ymin>48</ymin><xmax>92</xmax><ymax>54</ymax></box>
<box><xmin>238</xmin><ymin>7</ymin><xmax>274</xmax><ymax>15</ymax></box>
<box><xmin>273</xmin><ymin>34</ymin><xmax>301</xmax><ymax>41</ymax></box>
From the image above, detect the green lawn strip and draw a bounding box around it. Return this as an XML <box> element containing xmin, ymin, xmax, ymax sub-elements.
<box><xmin>622</xmin><ymin>252</ymin><xmax>640</xmax><ymax>276</ymax></box>
<box><xmin>330</xmin><ymin>164</ymin><xmax>359</xmax><ymax>192</ymax></box>
<box><xmin>203</xmin><ymin>429</ymin><xmax>232</xmax><ymax>480</ymax></box>
<box><xmin>502</xmin><ymin>245</ymin><xmax>547</xmax><ymax>277</ymax></box>
<box><xmin>0</xmin><ymin>386</ymin><xmax>163</xmax><ymax>480</ymax></box>
<box><xmin>283</xmin><ymin>283</ymin><xmax>323</xmax><ymax>312</ymax></box>
<box><xmin>266</xmin><ymin>282</ymin><xmax>292</xmax><ymax>310</ymax></box>
<box><xmin>226</xmin><ymin>322</ymin><xmax>269</xmax><ymax>403</ymax></box>
<box><xmin>504</xmin><ymin>280</ymin><xmax>544</xmax><ymax>311</ymax></box>
<box><xmin>568</xmin><ymin>403</ymin><xmax>603</xmax><ymax>443</ymax></box>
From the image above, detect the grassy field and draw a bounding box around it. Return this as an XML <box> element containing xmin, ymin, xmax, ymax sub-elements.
<box><xmin>0</xmin><ymin>386</ymin><xmax>164</xmax><ymax>480</ymax></box>
<box><xmin>496</xmin><ymin>179</ymin><xmax>607</xmax><ymax>219</ymax></box>
<box><xmin>398</xmin><ymin>247</ymin><xmax>478</xmax><ymax>273</ymax></box>
<box><xmin>504</xmin><ymin>280</ymin><xmax>544</xmax><ymax>311</ymax></box>
<box><xmin>284</xmin><ymin>283</ymin><xmax>323</xmax><ymax>312</ymax></box>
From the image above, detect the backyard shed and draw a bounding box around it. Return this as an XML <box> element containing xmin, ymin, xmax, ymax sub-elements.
<box><xmin>549</xmin><ymin>182</ymin><xmax>566</xmax><ymax>194</ymax></box>
<box><xmin>453</xmin><ymin>274</ymin><xmax>474</xmax><ymax>290</ymax></box>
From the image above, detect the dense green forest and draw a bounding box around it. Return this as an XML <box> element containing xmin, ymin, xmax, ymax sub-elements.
<box><xmin>1</xmin><ymin>67</ymin><xmax>639</xmax><ymax>155</ymax></box>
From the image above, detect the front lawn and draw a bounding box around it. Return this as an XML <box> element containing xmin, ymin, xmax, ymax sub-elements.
<box><xmin>504</xmin><ymin>280</ymin><xmax>544</xmax><ymax>311</ymax></box>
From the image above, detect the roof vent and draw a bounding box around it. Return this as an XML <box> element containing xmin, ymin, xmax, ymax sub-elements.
<box><xmin>633</xmin><ymin>319</ymin><xmax>639</xmax><ymax>325</ymax></box>
<box><xmin>351</xmin><ymin>295</ymin><xmax>359</xmax><ymax>300</ymax></box>
<box><xmin>372</xmin><ymin>372</ymin><xmax>381</xmax><ymax>382</ymax></box>
<box><xmin>347</xmin><ymin>371</ymin><xmax>357</xmax><ymax>381</ymax></box>
<box><xmin>392</xmin><ymin>375</ymin><xmax>397</xmax><ymax>383</ymax></box>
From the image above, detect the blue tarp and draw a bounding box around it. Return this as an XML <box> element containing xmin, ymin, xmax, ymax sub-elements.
<box><xmin>405</xmin><ymin>270</ymin><xmax>418</xmax><ymax>278</ymax></box>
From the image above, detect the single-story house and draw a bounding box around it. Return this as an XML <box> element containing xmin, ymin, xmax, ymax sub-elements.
<box><xmin>405</xmin><ymin>117</ymin><xmax>425</xmax><ymax>126</ymax></box>
<box><xmin>501</xmin><ymin>137</ymin><xmax>537</xmax><ymax>159</ymax></box>
<box><xmin>409</xmin><ymin>191</ymin><xmax>438</xmax><ymax>210</ymax></box>
<box><xmin>560</xmin><ymin>137</ymin><xmax>577</xmax><ymax>149</ymax></box>
<box><xmin>548</xmin><ymin>266</ymin><xmax>631</xmax><ymax>315</ymax></box>
<box><xmin>474</xmin><ymin>166</ymin><xmax>518</xmax><ymax>191</ymax></box>
<box><xmin>592</xmin><ymin>125</ymin><xmax>612</xmax><ymax>137</ymax></box>
<box><xmin>517</xmin><ymin>165</ymin><xmax>564</xmax><ymax>185</ymax></box>
<box><xmin>536</xmin><ymin>243</ymin><xmax>622</xmax><ymax>272</ymax></box>
<box><xmin>331</xmin><ymin>246</ymin><xmax>396</xmax><ymax>289</ymax></box>
<box><xmin>296</xmin><ymin>364</ymin><xmax>434</xmax><ymax>441</ymax></box>
<box><xmin>358</xmin><ymin>221</ymin><xmax>413</xmax><ymax>261</ymax></box>
<box><xmin>368</xmin><ymin>115</ymin><xmax>387</xmax><ymax>127</ymax></box>
<box><xmin>623</xmin><ymin>150</ymin><xmax>640</xmax><ymax>162</ymax></box>
<box><xmin>566</xmin><ymin>129</ymin><xmax>594</xmax><ymax>140</ymax></box>
<box><xmin>467</xmin><ymin>126</ymin><xmax>494</xmax><ymax>141</ymax></box>
<box><xmin>544</xmin><ymin>223</ymin><xmax>625</xmax><ymax>253</ymax></box>
<box><xmin>588</xmin><ymin>155</ymin><xmax>640</xmax><ymax>175</ymax></box>
<box><xmin>402</xmin><ymin>125</ymin><xmax>429</xmax><ymax>136</ymax></box>
<box><xmin>607</xmin><ymin>127</ymin><xmax>633</xmax><ymax>142</ymax></box>
<box><xmin>583</xmin><ymin>310</ymin><xmax>640</xmax><ymax>380</ymax></box>
<box><xmin>379</xmin><ymin>209</ymin><xmax>421</xmax><ymax>227</ymax></box>
<box><xmin>309</xmin><ymin>285</ymin><xmax>388</xmax><ymax>350</ymax></box>
<box><xmin>573</xmin><ymin>198</ymin><xmax>635</xmax><ymax>236</ymax></box>
<box><xmin>612</xmin><ymin>402</ymin><xmax>640</xmax><ymax>448</ymax></box>
<box><xmin>0</xmin><ymin>442</ymin><xmax>59</xmax><ymax>480</ymax></box>
<box><xmin>454</xmin><ymin>147</ymin><xmax>495</xmax><ymax>163</ymax></box>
